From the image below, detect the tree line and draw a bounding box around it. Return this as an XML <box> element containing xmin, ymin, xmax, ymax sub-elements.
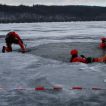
<box><xmin>0</xmin><ymin>4</ymin><xmax>106</xmax><ymax>23</ymax></box>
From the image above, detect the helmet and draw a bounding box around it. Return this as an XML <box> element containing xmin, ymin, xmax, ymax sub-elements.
<box><xmin>70</xmin><ymin>49</ymin><xmax>78</xmax><ymax>55</ymax></box>
<box><xmin>101</xmin><ymin>37</ymin><xmax>106</xmax><ymax>41</ymax></box>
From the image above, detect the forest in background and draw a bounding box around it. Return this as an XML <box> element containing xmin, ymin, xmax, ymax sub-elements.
<box><xmin>0</xmin><ymin>4</ymin><xmax>106</xmax><ymax>23</ymax></box>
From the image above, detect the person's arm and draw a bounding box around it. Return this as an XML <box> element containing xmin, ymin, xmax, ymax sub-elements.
<box><xmin>13</xmin><ymin>32</ymin><xmax>26</xmax><ymax>52</ymax></box>
<box><xmin>18</xmin><ymin>41</ymin><xmax>26</xmax><ymax>53</ymax></box>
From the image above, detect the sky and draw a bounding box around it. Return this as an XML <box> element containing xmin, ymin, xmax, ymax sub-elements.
<box><xmin>0</xmin><ymin>0</ymin><xmax>106</xmax><ymax>7</ymax></box>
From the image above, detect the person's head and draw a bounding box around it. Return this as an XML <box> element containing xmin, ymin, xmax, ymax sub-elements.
<box><xmin>70</xmin><ymin>49</ymin><xmax>78</xmax><ymax>62</ymax></box>
<box><xmin>70</xmin><ymin>49</ymin><xmax>78</xmax><ymax>56</ymax></box>
<box><xmin>101</xmin><ymin>37</ymin><xmax>106</xmax><ymax>43</ymax></box>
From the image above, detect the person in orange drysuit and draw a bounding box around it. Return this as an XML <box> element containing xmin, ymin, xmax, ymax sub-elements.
<box><xmin>70</xmin><ymin>49</ymin><xmax>106</xmax><ymax>63</ymax></box>
<box><xmin>2</xmin><ymin>32</ymin><xmax>26</xmax><ymax>53</ymax></box>
<box><xmin>99</xmin><ymin>37</ymin><xmax>106</xmax><ymax>49</ymax></box>
<box><xmin>70</xmin><ymin>49</ymin><xmax>86</xmax><ymax>63</ymax></box>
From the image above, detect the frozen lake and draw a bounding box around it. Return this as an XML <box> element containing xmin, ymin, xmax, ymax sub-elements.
<box><xmin>0</xmin><ymin>21</ymin><xmax>106</xmax><ymax>106</ymax></box>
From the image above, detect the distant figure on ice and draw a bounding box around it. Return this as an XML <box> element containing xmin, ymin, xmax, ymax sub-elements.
<box><xmin>2</xmin><ymin>32</ymin><xmax>26</xmax><ymax>53</ymax></box>
<box><xmin>70</xmin><ymin>49</ymin><xmax>106</xmax><ymax>63</ymax></box>
<box><xmin>99</xmin><ymin>37</ymin><xmax>106</xmax><ymax>49</ymax></box>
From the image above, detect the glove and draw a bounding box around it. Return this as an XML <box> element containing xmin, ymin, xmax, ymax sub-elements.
<box><xmin>80</xmin><ymin>55</ymin><xmax>85</xmax><ymax>58</ymax></box>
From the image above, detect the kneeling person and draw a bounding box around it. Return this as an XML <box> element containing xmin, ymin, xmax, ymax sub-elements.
<box><xmin>2</xmin><ymin>32</ymin><xmax>26</xmax><ymax>53</ymax></box>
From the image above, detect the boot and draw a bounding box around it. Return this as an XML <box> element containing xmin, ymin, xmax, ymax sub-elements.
<box><xmin>2</xmin><ymin>46</ymin><xmax>5</xmax><ymax>53</ymax></box>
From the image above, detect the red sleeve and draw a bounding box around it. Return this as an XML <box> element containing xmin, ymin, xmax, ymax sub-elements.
<box><xmin>12</xmin><ymin>32</ymin><xmax>25</xmax><ymax>51</ymax></box>
<box><xmin>72</xmin><ymin>57</ymin><xmax>86</xmax><ymax>63</ymax></box>
<box><xmin>99</xmin><ymin>43</ymin><xmax>106</xmax><ymax>48</ymax></box>
<box><xmin>18</xmin><ymin>40</ymin><xmax>25</xmax><ymax>51</ymax></box>
<box><xmin>13</xmin><ymin>32</ymin><xmax>22</xmax><ymax>42</ymax></box>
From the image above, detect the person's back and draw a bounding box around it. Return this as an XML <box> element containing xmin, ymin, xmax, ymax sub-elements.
<box><xmin>5</xmin><ymin>32</ymin><xmax>23</xmax><ymax>44</ymax></box>
<box><xmin>2</xmin><ymin>31</ymin><xmax>26</xmax><ymax>53</ymax></box>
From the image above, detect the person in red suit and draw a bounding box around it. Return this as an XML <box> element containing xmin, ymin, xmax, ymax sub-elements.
<box><xmin>2</xmin><ymin>32</ymin><xmax>26</xmax><ymax>53</ymax></box>
<box><xmin>70</xmin><ymin>49</ymin><xmax>106</xmax><ymax>63</ymax></box>
<box><xmin>70</xmin><ymin>49</ymin><xmax>86</xmax><ymax>63</ymax></box>
<box><xmin>99</xmin><ymin>37</ymin><xmax>106</xmax><ymax>49</ymax></box>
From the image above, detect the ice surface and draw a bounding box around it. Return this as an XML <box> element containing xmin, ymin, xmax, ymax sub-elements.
<box><xmin>0</xmin><ymin>21</ymin><xmax>106</xmax><ymax>106</ymax></box>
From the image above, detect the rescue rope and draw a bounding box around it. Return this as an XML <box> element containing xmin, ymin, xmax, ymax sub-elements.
<box><xmin>0</xmin><ymin>85</ymin><xmax>106</xmax><ymax>91</ymax></box>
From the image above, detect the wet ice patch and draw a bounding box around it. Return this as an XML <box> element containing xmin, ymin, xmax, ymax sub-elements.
<box><xmin>80</xmin><ymin>63</ymin><xmax>102</xmax><ymax>72</ymax></box>
<box><xmin>25</xmin><ymin>63</ymin><xmax>106</xmax><ymax>89</ymax></box>
<box><xmin>104</xmin><ymin>79</ymin><xmax>106</xmax><ymax>83</ymax></box>
<box><xmin>0</xmin><ymin>22</ymin><xmax>106</xmax><ymax>106</ymax></box>
<box><xmin>0</xmin><ymin>53</ymin><xmax>39</xmax><ymax>70</ymax></box>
